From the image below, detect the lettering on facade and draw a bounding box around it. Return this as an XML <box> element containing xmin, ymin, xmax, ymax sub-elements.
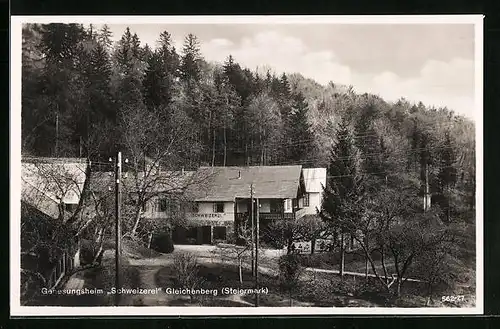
<box><xmin>190</xmin><ymin>213</ymin><xmax>224</xmax><ymax>219</ymax></box>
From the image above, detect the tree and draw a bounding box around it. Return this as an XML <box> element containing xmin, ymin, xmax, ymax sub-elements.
<box><xmin>21</xmin><ymin>158</ymin><xmax>92</xmax><ymax>303</ymax></box>
<box><xmin>113</xmin><ymin>27</ymin><xmax>146</xmax><ymax>111</ymax></box>
<box><xmin>285</xmin><ymin>92</ymin><xmax>316</xmax><ymax>165</ymax></box>
<box><xmin>97</xmin><ymin>24</ymin><xmax>113</xmax><ymax>51</ymax></box>
<box><xmin>180</xmin><ymin>33</ymin><xmax>202</xmax><ymax>86</ymax></box>
<box><xmin>212</xmin><ymin>244</ymin><xmax>251</xmax><ymax>285</ymax></box>
<box><xmin>212</xmin><ymin>70</ymin><xmax>240</xmax><ymax>166</ymax></box>
<box><xmin>172</xmin><ymin>252</ymin><xmax>204</xmax><ymax>303</ymax></box>
<box><xmin>278</xmin><ymin>254</ymin><xmax>304</xmax><ymax>306</ymax></box>
<box><xmin>437</xmin><ymin>131</ymin><xmax>458</xmax><ymax>222</ymax></box>
<box><xmin>22</xmin><ymin>24</ymin><xmax>46</xmax><ymax>154</ymax></box>
<box><xmin>263</xmin><ymin>216</ymin><xmax>326</xmax><ymax>255</ymax></box>
<box><xmin>79</xmin><ymin>40</ymin><xmax>116</xmax><ymax>158</ymax></box>
<box><xmin>34</xmin><ymin>23</ymin><xmax>88</xmax><ymax>157</ymax></box>
<box><xmin>246</xmin><ymin>92</ymin><xmax>283</xmax><ymax>165</ymax></box>
<box><xmin>320</xmin><ymin>115</ymin><xmax>365</xmax><ymax>279</ymax></box>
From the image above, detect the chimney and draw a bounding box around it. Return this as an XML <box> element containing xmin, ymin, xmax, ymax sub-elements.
<box><xmin>238</xmin><ymin>170</ymin><xmax>241</xmax><ymax>179</ymax></box>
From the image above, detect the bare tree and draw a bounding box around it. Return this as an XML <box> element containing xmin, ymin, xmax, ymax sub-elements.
<box><xmin>172</xmin><ymin>252</ymin><xmax>204</xmax><ymax>303</ymax></box>
<box><xmin>212</xmin><ymin>244</ymin><xmax>251</xmax><ymax>284</ymax></box>
<box><xmin>20</xmin><ymin>157</ymin><xmax>92</xmax><ymax>303</ymax></box>
<box><xmin>117</xmin><ymin>104</ymin><xmax>213</xmax><ymax>241</ymax></box>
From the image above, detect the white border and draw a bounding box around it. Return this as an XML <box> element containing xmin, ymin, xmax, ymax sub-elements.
<box><xmin>10</xmin><ymin>15</ymin><xmax>484</xmax><ymax>317</ymax></box>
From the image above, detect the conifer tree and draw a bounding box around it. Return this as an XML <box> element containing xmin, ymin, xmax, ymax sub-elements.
<box><xmin>285</xmin><ymin>92</ymin><xmax>315</xmax><ymax>165</ymax></box>
<box><xmin>320</xmin><ymin>116</ymin><xmax>364</xmax><ymax>279</ymax></box>
<box><xmin>180</xmin><ymin>33</ymin><xmax>202</xmax><ymax>86</ymax></box>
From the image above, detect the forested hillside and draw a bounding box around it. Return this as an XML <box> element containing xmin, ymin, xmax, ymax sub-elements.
<box><xmin>21</xmin><ymin>23</ymin><xmax>475</xmax><ymax>222</ymax></box>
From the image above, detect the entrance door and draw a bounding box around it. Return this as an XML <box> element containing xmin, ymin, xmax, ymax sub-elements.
<box><xmin>201</xmin><ymin>226</ymin><xmax>212</xmax><ymax>244</ymax></box>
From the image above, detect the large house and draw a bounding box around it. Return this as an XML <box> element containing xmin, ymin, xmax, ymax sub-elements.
<box><xmin>21</xmin><ymin>157</ymin><xmax>87</xmax><ymax>299</ymax></box>
<box><xmin>175</xmin><ymin>165</ymin><xmax>327</xmax><ymax>244</ymax></box>
<box><xmin>88</xmin><ymin>165</ymin><xmax>327</xmax><ymax>246</ymax></box>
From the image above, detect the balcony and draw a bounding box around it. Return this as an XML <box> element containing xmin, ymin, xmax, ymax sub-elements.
<box><xmin>235</xmin><ymin>212</ymin><xmax>295</xmax><ymax>222</ymax></box>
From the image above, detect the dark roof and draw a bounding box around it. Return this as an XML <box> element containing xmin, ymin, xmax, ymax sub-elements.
<box><xmin>187</xmin><ymin>166</ymin><xmax>303</xmax><ymax>202</ymax></box>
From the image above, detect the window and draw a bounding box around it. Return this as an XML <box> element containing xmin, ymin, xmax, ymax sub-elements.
<box><xmin>213</xmin><ymin>202</ymin><xmax>224</xmax><ymax>213</ymax></box>
<box><xmin>191</xmin><ymin>202</ymin><xmax>199</xmax><ymax>213</ymax></box>
<box><xmin>270</xmin><ymin>200</ymin><xmax>283</xmax><ymax>213</ymax></box>
<box><xmin>285</xmin><ymin>199</ymin><xmax>292</xmax><ymax>211</ymax></box>
<box><xmin>159</xmin><ymin>199</ymin><xmax>168</xmax><ymax>212</ymax></box>
<box><xmin>63</xmin><ymin>203</ymin><xmax>77</xmax><ymax>212</ymax></box>
<box><xmin>303</xmin><ymin>193</ymin><xmax>310</xmax><ymax>207</ymax></box>
<box><xmin>213</xmin><ymin>226</ymin><xmax>227</xmax><ymax>240</ymax></box>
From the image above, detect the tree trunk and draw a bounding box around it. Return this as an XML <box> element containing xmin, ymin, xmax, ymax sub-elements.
<box><xmin>130</xmin><ymin>206</ymin><xmax>142</xmax><ymax>237</ymax></box>
<box><xmin>310</xmin><ymin>238</ymin><xmax>316</xmax><ymax>255</ymax></box>
<box><xmin>426</xmin><ymin>283</ymin><xmax>433</xmax><ymax>306</ymax></box>
<box><xmin>365</xmin><ymin>256</ymin><xmax>369</xmax><ymax>281</ymax></box>
<box><xmin>147</xmin><ymin>232</ymin><xmax>153</xmax><ymax>249</ymax></box>
<box><xmin>92</xmin><ymin>227</ymin><xmax>106</xmax><ymax>264</ymax></box>
<box><xmin>380</xmin><ymin>249</ymin><xmax>389</xmax><ymax>284</ymax></box>
<box><xmin>340</xmin><ymin>232</ymin><xmax>345</xmax><ymax>280</ymax></box>
<box><xmin>245</xmin><ymin>143</ymin><xmax>249</xmax><ymax>166</ymax></box>
<box><xmin>212</xmin><ymin>128</ymin><xmax>216</xmax><ymax>167</ymax></box>
<box><xmin>223</xmin><ymin>125</ymin><xmax>227</xmax><ymax>166</ymax></box>
<box><xmin>239</xmin><ymin>258</ymin><xmax>243</xmax><ymax>284</ymax></box>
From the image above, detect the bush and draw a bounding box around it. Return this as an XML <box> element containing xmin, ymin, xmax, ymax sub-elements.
<box><xmin>172</xmin><ymin>252</ymin><xmax>204</xmax><ymax>302</ymax></box>
<box><xmin>150</xmin><ymin>233</ymin><xmax>175</xmax><ymax>253</ymax></box>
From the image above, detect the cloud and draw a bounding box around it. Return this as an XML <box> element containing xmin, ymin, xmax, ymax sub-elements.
<box><xmin>355</xmin><ymin>58</ymin><xmax>475</xmax><ymax>118</ymax></box>
<box><xmin>197</xmin><ymin>30</ymin><xmax>475</xmax><ymax>119</ymax></box>
<box><xmin>200</xmin><ymin>31</ymin><xmax>352</xmax><ymax>85</ymax></box>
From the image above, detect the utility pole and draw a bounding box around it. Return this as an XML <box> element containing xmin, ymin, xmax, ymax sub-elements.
<box><xmin>115</xmin><ymin>151</ymin><xmax>122</xmax><ymax>306</ymax></box>
<box><xmin>255</xmin><ymin>197</ymin><xmax>260</xmax><ymax>307</ymax></box>
<box><xmin>250</xmin><ymin>183</ymin><xmax>255</xmax><ymax>277</ymax></box>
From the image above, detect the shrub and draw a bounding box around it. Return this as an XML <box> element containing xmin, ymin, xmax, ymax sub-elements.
<box><xmin>150</xmin><ymin>233</ymin><xmax>175</xmax><ymax>253</ymax></box>
<box><xmin>172</xmin><ymin>252</ymin><xmax>204</xmax><ymax>302</ymax></box>
<box><xmin>278</xmin><ymin>254</ymin><xmax>304</xmax><ymax>306</ymax></box>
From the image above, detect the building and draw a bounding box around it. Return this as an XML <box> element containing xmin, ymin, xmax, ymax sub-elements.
<box><xmin>297</xmin><ymin>168</ymin><xmax>327</xmax><ymax>216</ymax></box>
<box><xmin>21</xmin><ymin>157</ymin><xmax>86</xmax><ymax>299</ymax></box>
<box><xmin>88</xmin><ymin>168</ymin><xmax>196</xmax><ymax>243</ymax></box>
<box><xmin>175</xmin><ymin>165</ymin><xmax>327</xmax><ymax>245</ymax></box>
<box><xmin>87</xmin><ymin>165</ymin><xmax>327</xmax><ymax>246</ymax></box>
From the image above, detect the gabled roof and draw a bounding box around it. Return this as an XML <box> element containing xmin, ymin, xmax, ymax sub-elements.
<box><xmin>187</xmin><ymin>166</ymin><xmax>303</xmax><ymax>202</ymax></box>
<box><xmin>21</xmin><ymin>157</ymin><xmax>88</xmax><ymax>219</ymax></box>
<box><xmin>21</xmin><ymin>158</ymin><xmax>87</xmax><ymax>204</ymax></box>
<box><xmin>302</xmin><ymin>168</ymin><xmax>327</xmax><ymax>193</ymax></box>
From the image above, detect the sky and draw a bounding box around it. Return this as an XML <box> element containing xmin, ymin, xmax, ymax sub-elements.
<box><xmin>103</xmin><ymin>23</ymin><xmax>476</xmax><ymax>119</ymax></box>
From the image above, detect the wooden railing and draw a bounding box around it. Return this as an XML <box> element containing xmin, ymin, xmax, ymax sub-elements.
<box><xmin>235</xmin><ymin>212</ymin><xmax>295</xmax><ymax>221</ymax></box>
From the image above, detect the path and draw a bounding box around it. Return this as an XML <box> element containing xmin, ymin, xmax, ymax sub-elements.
<box><xmin>305</xmin><ymin>267</ymin><xmax>424</xmax><ymax>283</ymax></box>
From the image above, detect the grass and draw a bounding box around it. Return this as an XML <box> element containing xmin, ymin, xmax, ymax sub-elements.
<box><xmin>155</xmin><ymin>262</ymin><xmax>276</xmax><ymax>291</ymax></box>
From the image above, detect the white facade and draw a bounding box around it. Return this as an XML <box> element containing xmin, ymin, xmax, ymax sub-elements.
<box><xmin>300</xmin><ymin>168</ymin><xmax>327</xmax><ymax>216</ymax></box>
<box><xmin>298</xmin><ymin>191</ymin><xmax>323</xmax><ymax>215</ymax></box>
<box><xmin>189</xmin><ymin>201</ymin><xmax>235</xmax><ymax>222</ymax></box>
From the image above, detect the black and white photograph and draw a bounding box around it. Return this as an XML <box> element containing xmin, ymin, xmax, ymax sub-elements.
<box><xmin>10</xmin><ymin>15</ymin><xmax>483</xmax><ymax>316</ymax></box>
